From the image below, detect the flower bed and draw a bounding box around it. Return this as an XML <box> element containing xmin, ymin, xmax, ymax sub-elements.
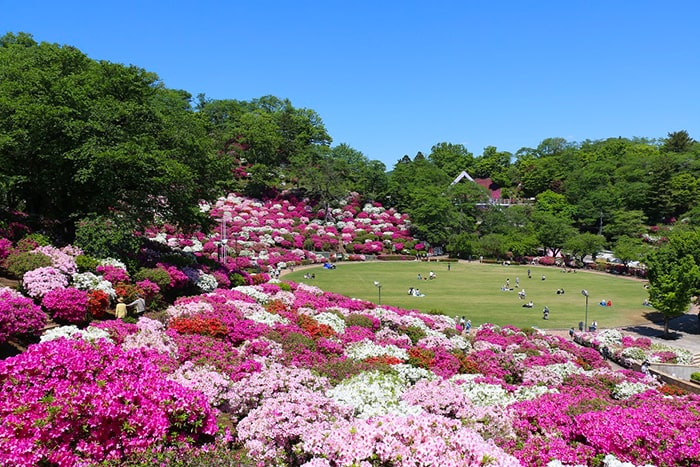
<box><xmin>2</xmin><ymin>282</ymin><xmax>699</xmax><ymax>466</ymax></box>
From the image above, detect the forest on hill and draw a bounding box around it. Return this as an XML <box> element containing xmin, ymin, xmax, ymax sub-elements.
<box><xmin>2</xmin><ymin>31</ymin><xmax>700</xmax><ymax>263</ymax></box>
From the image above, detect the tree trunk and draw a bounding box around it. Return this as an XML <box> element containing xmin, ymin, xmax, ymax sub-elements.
<box><xmin>664</xmin><ymin>316</ymin><xmax>670</xmax><ymax>338</ymax></box>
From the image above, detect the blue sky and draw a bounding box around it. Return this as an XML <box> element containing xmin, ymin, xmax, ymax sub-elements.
<box><xmin>3</xmin><ymin>1</ymin><xmax>699</xmax><ymax>168</ymax></box>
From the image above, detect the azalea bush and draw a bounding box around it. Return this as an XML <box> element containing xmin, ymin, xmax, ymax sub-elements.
<box><xmin>41</xmin><ymin>287</ymin><xmax>90</xmax><ymax>323</ymax></box>
<box><xmin>0</xmin><ymin>338</ymin><xmax>217</xmax><ymax>466</ymax></box>
<box><xmin>0</xmin><ymin>287</ymin><xmax>47</xmax><ymax>343</ymax></box>
<box><xmin>23</xmin><ymin>266</ymin><xmax>69</xmax><ymax>299</ymax></box>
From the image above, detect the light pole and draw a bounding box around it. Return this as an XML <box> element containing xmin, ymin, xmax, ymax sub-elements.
<box><xmin>581</xmin><ymin>289</ymin><xmax>589</xmax><ymax>331</ymax></box>
<box><xmin>374</xmin><ymin>281</ymin><xmax>382</xmax><ymax>305</ymax></box>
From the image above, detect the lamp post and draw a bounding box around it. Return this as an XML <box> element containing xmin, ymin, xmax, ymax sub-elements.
<box><xmin>374</xmin><ymin>281</ymin><xmax>382</xmax><ymax>305</ymax></box>
<box><xmin>581</xmin><ymin>289</ymin><xmax>589</xmax><ymax>331</ymax></box>
<box><xmin>221</xmin><ymin>210</ymin><xmax>232</xmax><ymax>262</ymax></box>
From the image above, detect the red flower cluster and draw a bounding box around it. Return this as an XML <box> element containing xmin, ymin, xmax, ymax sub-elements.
<box><xmin>87</xmin><ymin>289</ymin><xmax>110</xmax><ymax>317</ymax></box>
<box><xmin>408</xmin><ymin>346</ymin><xmax>435</xmax><ymax>369</ymax></box>
<box><xmin>364</xmin><ymin>355</ymin><xmax>402</xmax><ymax>366</ymax></box>
<box><xmin>298</xmin><ymin>314</ymin><xmax>336</xmax><ymax>339</ymax></box>
<box><xmin>170</xmin><ymin>316</ymin><xmax>228</xmax><ymax>338</ymax></box>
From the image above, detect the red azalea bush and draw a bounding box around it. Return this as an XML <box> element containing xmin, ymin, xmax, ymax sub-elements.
<box><xmin>41</xmin><ymin>287</ymin><xmax>89</xmax><ymax>324</ymax></box>
<box><xmin>86</xmin><ymin>289</ymin><xmax>110</xmax><ymax>317</ymax></box>
<box><xmin>170</xmin><ymin>316</ymin><xmax>228</xmax><ymax>338</ymax></box>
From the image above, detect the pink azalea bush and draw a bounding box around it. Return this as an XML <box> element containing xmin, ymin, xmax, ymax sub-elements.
<box><xmin>0</xmin><ymin>338</ymin><xmax>217</xmax><ymax>466</ymax></box>
<box><xmin>0</xmin><ymin>287</ymin><xmax>47</xmax><ymax>343</ymax></box>
<box><xmin>22</xmin><ymin>266</ymin><xmax>69</xmax><ymax>299</ymax></box>
<box><xmin>41</xmin><ymin>287</ymin><xmax>89</xmax><ymax>324</ymax></box>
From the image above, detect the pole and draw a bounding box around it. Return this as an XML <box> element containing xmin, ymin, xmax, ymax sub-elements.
<box><xmin>585</xmin><ymin>294</ymin><xmax>588</xmax><ymax>331</ymax></box>
<box><xmin>378</xmin><ymin>285</ymin><xmax>381</xmax><ymax>305</ymax></box>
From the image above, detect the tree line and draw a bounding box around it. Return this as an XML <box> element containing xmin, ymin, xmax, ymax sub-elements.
<box><xmin>3</xmin><ymin>31</ymin><xmax>700</xmax><ymax>332</ymax></box>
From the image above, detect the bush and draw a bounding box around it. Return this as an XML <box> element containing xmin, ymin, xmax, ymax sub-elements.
<box><xmin>3</xmin><ymin>250</ymin><xmax>52</xmax><ymax>279</ymax></box>
<box><xmin>74</xmin><ymin>215</ymin><xmax>141</xmax><ymax>271</ymax></box>
<box><xmin>400</xmin><ymin>325</ymin><xmax>427</xmax><ymax>344</ymax></box>
<box><xmin>345</xmin><ymin>314</ymin><xmax>376</xmax><ymax>329</ymax></box>
<box><xmin>75</xmin><ymin>254</ymin><xmax>100</xmax><ymax>273</ymax></box>
<box><xmin>691</xmin><ymin>372</ymin><xmax>700</xmax><ymax>384</ymax></box>
<box><xmin>42</xmin><ymin>287</ymin><xmax>89</xmax><ymax>324</ymax></box>
<box><xmin>376</xmin><ymin>254</ymin><xmax>414</xmax><ymax>261</ymax></box>
<box><xmin>134</xmin><ymin>268</ymin><xmax>172</xmax><ymax>289</ymax></box>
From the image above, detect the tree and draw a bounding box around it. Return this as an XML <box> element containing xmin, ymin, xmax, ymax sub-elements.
<box><xmin>428</xmin><ymin>142</ymin><xmax>474</xmax><ymax>179</ymax></box>
<box><xmin>0</xmin><ymin>33</ymin><xmax>224</xmax><ymax>239</ymax></box>
<box><xmin>478</xmin><ymin>233</ymin><xmax>508</xmax><ymax>260</ymax></box>
<box><xmin>533</xmin><ymin>212</ymin><xmax>577</xmax><ymax>258</ymax></box>
<box><xmin>662</xmin><ymin>130</ymin><xmax>695</xmax><ymax>153</ymax></box>
<box><xmin>612</xmin><ymin>236</ymin><xmax>647</xmax><ymax>271</ymax></box>
<box><xmin>647</xmin><ymin>252</ymin><xmax>700</xmax><ymax>337</ymax></box>
<box><xmin>564</xmin><ymin>233</ymin><xmax>606</xmax><ymax>265</ymax></box>
<box><xmin>603</xmin><ymin>210</ymin><xmax>647</xmax><ymax>242</ymax></box>
<box><xmin>645</xmin><ymin>229</ymin><xmax>700</xmax><ymax>337</ymax></box>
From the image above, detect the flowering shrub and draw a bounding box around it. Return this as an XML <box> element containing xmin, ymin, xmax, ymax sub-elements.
<box><xmin>95</xmin><ymin>264</ymin><xmax>130</xmax><ymax>284</ymax></box>
<box><xmin>87</xmin><ymin>289</ymin><xmax>110</xmax><ymax>317</ymax></box>
<box><xmin>0</xmin><ymin>287</ymin><xmax>47</xmax><ymax>343</ymax></box>
<box><xmin>41</xmin><ymin>287</ymin><xmax>90</xmax><ymax>324</ymax></box>
<box><xmin>22</xmin><ymin>266</ymin><xmax>68</xmax><ymax>299</ymax></box>
<box><xmin>170</xmin><ymin>316</ymin><xmax>228</xmax><ymax>338</ymax></box>
<box><xmin>0</xmin><ymin>338</ymin><xmax>217</xmax><ymax>466</ymax></box>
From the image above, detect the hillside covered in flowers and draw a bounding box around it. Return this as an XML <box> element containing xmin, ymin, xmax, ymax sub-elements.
<box><xmin>2</xmin><ymin>279</ymin><xmax>700</xmax><ymax>466</ymax></box>
<box><xmin>1</xmin><ymin>194</ymin><xmax>699</xmax><ymax>467</ymax></box>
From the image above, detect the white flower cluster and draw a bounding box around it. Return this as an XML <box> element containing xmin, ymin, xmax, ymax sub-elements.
<box><xmin>595</xmin><ymin>329</ymin><xmax>624</xmax><ymax>347</ymax></box>
<box><xmin>71</xmin><ymin>272</ymin><xmax>116</xmax><ymax>299</ymax></box>
<box><xmin>649</xmin><ymin>343</ymin><xmax>695</xmax><ymax>365</ymax></box>
<box><xmin>182</xmin><ymin>239</ymin><xmax>204</xmax><ymax>253</ymax></box>
<box><xmin>99</xmin><ymin>257</ymin><xmax>128</xmax><ymax>270</ymax></box>
<box><xmin>345</xmin><ymin>339</ymin><xmax>409</xmax><ymax>361</ymax></box>
<box><xmin>313</xmin><ymin>312</ymin><xmax>346</xmax><ymax>334</ymax></box>
<box><xmin>196</xmin><ymin>273</ymin><xmax>218</xmax><ymax>292</ymax></box>
<box><xmin>392</xmin><ymin>363</ymin><xmax>437</xmax><ymax>384</ymax></box>
<box><xmin>247</xmin><ymin>310</ymin><xmax>289</xmax><ymax>327</ymax></box>
<box><xmin>611</xmin><ymin>381</ymin><xmax>655</xmax><ymax>400</ymax></box>
<box><xmin>451</xmin><ymin>375</ymin><xmax>515</xmax><ymax>407</ymax></box>
<box><xmin>233</xmin><ymin>286</ymin><xmax>270</xmax><ymax>304</ymax></box>
<box><xmin>40</xmin><ymin>325</ymin><xmax>113</xmax><ymax>343</ymax></box>
<box><xmin>327</xmin><ymin>370</ymin><xmax>420</xmax><ymax>419</ymax></box>
<box><xmin>513</xmin><ymin>384</ymin><xmax>558</xmax><ymax>402</ymax></box>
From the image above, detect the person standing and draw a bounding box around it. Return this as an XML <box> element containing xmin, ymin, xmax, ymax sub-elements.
<box><xmin>127</xmin><ymin>294</ymin><xmax>146</xmax><ymax>316</ymax></box>
<box><xmin>115</xmin><ymin>297</ymin><xmax>127</xmax><ymax>319</ymax></box>
<box><xmin>465</xmin><ymin>319</ymin><xmax>472</xmax><ymax>335</ymax></box>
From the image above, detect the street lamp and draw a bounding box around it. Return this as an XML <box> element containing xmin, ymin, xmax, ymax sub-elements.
<box><xmin>374</xmin><ymin>281</ymin><xmax>382</xmax><ymax>305</ymax></box>
<box><xmin>581</xmin><ymin>289</ymin><xmax>589</xmax><ymax>331</ymax></box>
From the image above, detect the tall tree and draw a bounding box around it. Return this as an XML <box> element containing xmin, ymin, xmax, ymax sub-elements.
<box><xmin>0</xmin><ymin>33</ymin><xmax>224</xmax><ymax>238</ymax></box>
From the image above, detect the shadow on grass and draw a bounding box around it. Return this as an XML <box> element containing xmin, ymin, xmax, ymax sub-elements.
<box><xmin>621</xmin><ymin>310</ymin><xmax>700</xmax><ymax>340</ymax></box>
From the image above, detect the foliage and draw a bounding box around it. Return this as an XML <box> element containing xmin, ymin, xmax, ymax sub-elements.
<box><xmin>133</xmin><ymin>267</ymin><xmax>172</xmax><ymax>289</ymax></box>
<box><xmin>3</xmin><ymin>250</ymin><xmax>52</xmax><ymax>279</ymax></box>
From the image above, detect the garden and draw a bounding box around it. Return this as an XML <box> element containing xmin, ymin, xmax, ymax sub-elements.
<box><xmin>1</xmin><ymin>194</ymin><xmax>699</xmax><ymax>467</ymax></box>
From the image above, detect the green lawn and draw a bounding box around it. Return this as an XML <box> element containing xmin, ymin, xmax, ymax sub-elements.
<box><xmin>283</xmin><ymin>260</ymin><xmax>653</xmax><ymax>330</ymax></box>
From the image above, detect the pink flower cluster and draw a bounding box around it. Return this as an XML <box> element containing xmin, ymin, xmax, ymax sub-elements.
<box><xmin>0</xmin><ymin>287</ymin><xmax>47</xmax><ymax>343</ymax></box>
<box><xmin>0</xmin><ymin>338</ymin><xmax>217</xmax><ymax>466</ymax></box>
<box><xmin>41</xmin><ymin>287</ymin><xmax>89</xmax><ymax>324</ymax></box>
<box><xmin>22</xmin><ymin>266</ymin><xmax>69</xmax><ymax>299</ymax></box>
<box><xmin>146</xmin><ymin>192</ymin><xmax>416</xmax><ymax>268</ymax></box>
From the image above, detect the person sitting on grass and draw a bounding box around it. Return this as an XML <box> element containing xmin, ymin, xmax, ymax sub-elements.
<box><xmin>522</xmin><ymin>301</ymin><xmax>534</xmax><ymax>308</ymax></box>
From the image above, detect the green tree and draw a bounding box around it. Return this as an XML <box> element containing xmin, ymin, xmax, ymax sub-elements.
<box><xmin>428</xmin><ymin>142</ymin><xmax>474</xmax><ymax>179</ymax></box>
<box><xmin>478</xmin><ymin>233</ymin><xmax>508</xmax><ymax>260</ymax></box>
<box><xmin>662</xmin><ymin>130</ymin><xmax>695</xmax><ymax>153</ymax></box>
<box><xmin>647</xmin><ymin>252</ymin><xmax>700</xmax><ymax>337</ymax></box>
<box><xmin>533</xmin><ymin>212</ymin><xmax>577</xmax><ymax>258</ymax></box>
<box><xmin>612</xmin><ymin>236</ymin><xmax>648</xmax><ymax>270</ymax></box>
<box><xmin>0</xmin><ymin>33</ymin><xmax>223</xmax><ymax>238</ymax></box>
<box><xmin>564</xmin><ymin>232</ymin><xmax>606</xmax><ymax>265</ymax></box>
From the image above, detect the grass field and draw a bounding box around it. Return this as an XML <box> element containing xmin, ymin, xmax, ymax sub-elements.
<box><xmin>283</xmin><ymin>260</ymin><xmax>654</xmax><ymax>330</ymax></box>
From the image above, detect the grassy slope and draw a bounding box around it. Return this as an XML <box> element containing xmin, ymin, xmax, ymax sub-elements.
<box><xmin>283</xmin><ymin>261</ymin><xmax>652</xmax><ymax>329</ymax></box>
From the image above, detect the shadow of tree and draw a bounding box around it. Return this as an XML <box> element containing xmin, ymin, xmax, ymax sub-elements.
<box><xmin>623</xmin><ymin>310</ymin><xmax>700</xmax><ymax>340</ymax></box>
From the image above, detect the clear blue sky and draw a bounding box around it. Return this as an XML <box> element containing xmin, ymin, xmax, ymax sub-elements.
<box><xmin>3</xmin><ymin>1</ymin><xmax>699</xmax><ymax>168</ymax></box>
